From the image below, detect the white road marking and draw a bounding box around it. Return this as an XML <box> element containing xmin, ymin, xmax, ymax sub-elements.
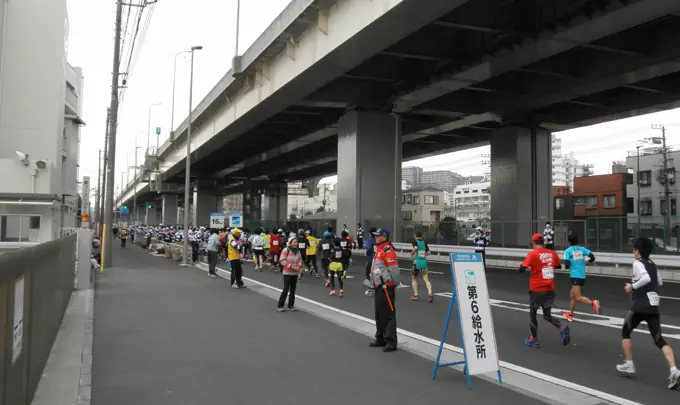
<box><xmin>187</xmin><ymin>260</ymin><xmax>642</xmax><ymax>405</ymax></box>
<box><xmin>433</xmin><ymin>292</ymin><xmax>680</xmax><ymax>340</ymax></box>
<box><xmin>661</xmin><ymin>295</ymin><xmax>680</xmax><ymax>301</ymax></box>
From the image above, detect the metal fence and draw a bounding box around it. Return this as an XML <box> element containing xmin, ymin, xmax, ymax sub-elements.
<box><xmin>0</xmin><ymin>235</ymin><xmax>76</xmax><ymax>405</ymax></box>
<box><xmin>398</xmin><ymin>216</ymin><xmax>680</xmax><ymax>254</ymax></box>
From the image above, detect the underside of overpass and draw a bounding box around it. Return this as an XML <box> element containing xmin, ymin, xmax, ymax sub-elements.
<box><xmin>126</xmin><ymin>0</ymin><xmax>680</xmax><ymax>224</ymax></box>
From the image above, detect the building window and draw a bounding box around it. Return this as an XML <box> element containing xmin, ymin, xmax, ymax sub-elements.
<box><xmin>555</xmin><ymin>198</ymin><xmax>564</xmax><ymax>210</ymax></box>
<box><xmin>574</xmin><ymin>197</ymin><xmax>585</xmax><ymax>206</ymax></box>
<box><xmin>401</xmin><ymin>195</ymin><xmax>405</xmax><ymax>204</ymax></box>
<box><xmin>401</xmin><ymin>211</ymin><xmax>412</xmax><ymax>220</ymax></box>
<box><xmin>661</xmin><ymin>198</ymin><xmax>677</xmax><ymax>216</ymax></box>
<box><xmin>0</xmin><ymin>215</ymin><xmax>41</xmax><ymax>242</ymax></box>
<box><xmin>413</xmin><ymin>195</ymin><xmax>420</xmax><ymax>205</ymax></box>
<box><xmin>603</xmin><ymin>195</ymin><xmax>616</xmax><ymax>209</ymax></box>
<box><xmin>626</xmin><ymin>197</ymin><xmax>635</xmax><ymax>214</ymax></box>
<box><xmin>640</xmin><ymin>200</ymin><xmax>652</xmax><ymax>216</ymax></box>
<box><xmin>424</xmin><ymin>195</ymin><xmax>439</xmax><ymax>205</ymax></box>
<box><xmin>407</xmin><ymin>195</ymin><xmax>412</xmax><ymax>204</ymax></box>
<box><xmin>455</xmin><ymin>191</ymin><xmax>461</xmax><ymax>195</ymax></box>
<box><xmin>481</xmin><ymin>189</ymin><xmax>488</xmax><ymax>193</ymax></box>
<box><xmin>638</xmin><ymin>170</ymin><xmax>651</xmax><ymax>186</ymax></box>
<box><xmin>585</xmin><ymin>196</ymin><xmax>597</xmax><ymax>209</ymax></box>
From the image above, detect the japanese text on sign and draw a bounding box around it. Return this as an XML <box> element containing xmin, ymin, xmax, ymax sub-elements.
<box><xmin>451</xmin><ymin>253</ymin><xmax>500</xmax><ymax>376</ymax></box>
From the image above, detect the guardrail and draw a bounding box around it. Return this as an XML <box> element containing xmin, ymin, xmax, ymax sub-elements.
<box><xmin>386</xmin><ymin>243</ymin><xmax>680</xmax><ymax>281</ymax></box>
<box><xmin>0</xmin><ymin>235</ymin><xmax>76</xmax><ymax>404</ymax></box>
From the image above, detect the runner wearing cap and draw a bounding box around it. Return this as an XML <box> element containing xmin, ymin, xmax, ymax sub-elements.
<box><xmin>520</xmin><ymin>233</ymin><xmax>569</xmax><ymax>348</ymax></box>
<box><xmin>227</xmin><ymin>229</ymin><xmax>246</xmax><ymax>289</ymax></box>
<box><xmin>366</xmin><ymin>228</ymin><xmax>399</xmax><ymax>352</ymax></box>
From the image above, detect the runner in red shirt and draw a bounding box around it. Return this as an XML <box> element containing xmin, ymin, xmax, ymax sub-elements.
<box><xmin>520</xmin><ymin>233</ymin><xmax>570</xmax><ymax>348</ymax></box>
<box><xmin>269</xmin><ymin>230</ymin><xmax>283</xmax><ymax>271</ymax></box>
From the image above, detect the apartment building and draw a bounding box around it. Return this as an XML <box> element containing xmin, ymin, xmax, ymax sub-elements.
<box><xmin>452</xmin><ymin>181</ymin><xmax>491</xmax><ymax>221</ymax></box>
<box><xmin>401</xmin><ymin>166</ymin><xmax>422</xmax><ymax>188</ymax></box>
<box><xmin>0</xmin><ymin>0</ymin><xmax>85</xmax><ymax>245</ymax></box>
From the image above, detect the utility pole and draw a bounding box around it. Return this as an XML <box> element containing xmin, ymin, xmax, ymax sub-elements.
<box><xmin>95</xmin><ymin>149</ymin><xmax>102</xmax><ymax>233</ymax></box>
<box><xmin>102</xmin><ymin>0</ymin><xmax>123</xmax><ymax>268</ymax></box>
<box><xmin>652</xmin><ymin>124</ymin><xmax>672</xmax><ymax>245</ymax></box>
<box><xmin>99</xmin><ymin>108</ymin><xmax>110</xmax><ymax>236</ymax></box>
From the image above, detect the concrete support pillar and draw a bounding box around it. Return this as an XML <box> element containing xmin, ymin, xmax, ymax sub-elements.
<box><xmin>336</xmin><ymin>110</ymin><xmax>401</xmax><ymax>239</ymax></box>
<box><xmin>195</xmin><ymin>193</ymin><xmax>221</xmax><ymax>227</ymax></box>
<box><xmin>490</xmin><ymin>126</ymin><xmax>552</xmax><ymax>247</ymax></box>
<box><xmin>161</xmin><ymin>194</ymin><xmax>178</xmax><ymax>225</ymax></box>
<box><xmin>145</xmin><ymin>202</ymin><xmax>159</xmax><ymax>226</ymax></box>
<box><xmin>262</xmin><ymin>182</ymin><xmax>288</xmax><ymax>225</ymax></box>
<box><xmin>243</xmin><ymin>190</ymin><xmax>262</xmax><ymax>226</ymax></box>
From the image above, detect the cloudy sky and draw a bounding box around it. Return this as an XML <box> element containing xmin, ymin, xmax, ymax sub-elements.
<box><xmin>67</xmin><ymin>0</ymin><xmax>680</xmax><ymax>189</ymax></box>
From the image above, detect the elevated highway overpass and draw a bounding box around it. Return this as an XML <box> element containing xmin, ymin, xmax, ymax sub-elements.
<box><xmin>116</xmin><ymin>0</ymin><xmax>680</xmax><ymax>244</ymax></box>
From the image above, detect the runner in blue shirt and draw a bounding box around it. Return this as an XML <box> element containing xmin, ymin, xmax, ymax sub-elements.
<box><xmin>562</xmin><ymin>234</ymin><xmax>600</xmax><ymax>322</ymax></box>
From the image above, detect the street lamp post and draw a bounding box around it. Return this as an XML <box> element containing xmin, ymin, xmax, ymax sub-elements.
<box><xmin>147</xmin><ymin>102</ymin><xmax>162</xmax><ymax>155</ymax></box>
<box><xmin>636</xmin><ymin>145</ymin><xmax>642</xmax><ymax>235</ymax></box>
<box><xmin>170</xmin><ymin>51</ymin><xmax>190</xmax><ymax>143</ymax></box>
<box><xmin>181</xmin><ymin>45</ymin><xmax>203</xmax><ymax>267</ymax></box>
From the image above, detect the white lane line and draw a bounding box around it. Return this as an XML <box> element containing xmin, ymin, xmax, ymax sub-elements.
<box><xmin>434</xmin><ymin>293</ymin><xmax>680</xmax><ymax>340</ymax></box>
<box><xmin>398</xmin><ymin>267</ymin><xmax>445</xmax><ymax>275</ymax></box>
<box><xmin>188</xmin><ymin>261</ymin><xmax>642</xmax><ymax>405</ymax></box>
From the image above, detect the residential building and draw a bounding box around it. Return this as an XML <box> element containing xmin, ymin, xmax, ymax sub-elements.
<box><xmin>553</xmin><ymin>173</ymin><xmax>630</xmax><ymax>250</ymax></box>
<box><xmin>553</xmin><ymin>138</ymin><xmax>591</xmax><ymax>190</ymax></box>
<box><xmin>626</xmin><ymin>148</ymin><xmax>680</xmax><ymax>228</ymax></box>
<box><xmin>223</xmin><ymin>194</ymin><xmax>243</xmax><ymax>213</ymax></box>
<box><xmin>401</xmin><ymin>179</ymin><xmax>412</xmax><ymax>190</ymax></box>
<box><xmin>0</xmin><ymin>0</ymin><xmax>85</xmax><ymax>246</ymax></box>
<box><xmin>401</xmin><ymin>166</ymin><xmax>422</xmax><ymax>188</ymax></box>
<box><xmin>400</xmin><ymin>186</ymin><xmax>445</xmax><ymax>224</ymax></box>
<box><xmin>452</xmin><ymin>181</ymin><xmax>491</xmax><ymax>221</ymax></box>
<box><xmin>421</xmin><ymin>170</ymin><xmax>466</xmax><ymax>193</ymax></box>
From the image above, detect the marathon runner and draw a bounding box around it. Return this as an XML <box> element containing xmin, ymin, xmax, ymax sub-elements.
<box><xmin>305</xmin><ymin>230</ymin><xmax>319</xmax><ymax>278</ymax></box>
<box><xmin>410</xmin><ymin>231</ymin><xmax>433</xmax><ymax>303</ymax></box>
<box><xmin>320</xmin><ymin>231</ymin><xmax>333</xmax><ymax>286</ymax></box>
<box><xmin>616</xmin><ymin>237</ymin><xmax>680</xmax><ymax>390</ymax></box>
<box><xmin>328</xmin><ymin>238</ymin><xmax>345</xmax><ymax>297</ymax></box>
<box><xmin>269</xmin><ymin>229</ymin><xmax>282</xmax><ymax>271</ymax></box>
<box><xmin>296</xmin><ymin>229</ymin><xmax>308</xmax><ymax>280</ymax></box>
<box><xmin>562</xmin><ymin>234</ymin><xmax>600</xmax><ymax>322</ymax></box>
<box><xmin>474</xmin><ymin>227</ymin><xmax>489</xmax><ymax>267</ymax></box>
<box><xmin>520</xmin><ymin>233</ymin><xmax>570</xmax><ymax>348</ymax></box>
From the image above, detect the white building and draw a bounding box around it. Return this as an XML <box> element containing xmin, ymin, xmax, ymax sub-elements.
<box><xmin>288</xmin><ymin>182</ymin><xmax>337</xmax><ymax>217</ymax></box>
<box><xmin>401</xmin><ymin>186</ymin><xmax>445</xmax><ymax>224</ymax></box>
<box><xmin>401</xmin><ymin>166</ymin><xmax>422</xmax><ymax>187</ymax></box>
<box><xmin>553</xmin><ymin>136</ymin><xmax>590</xmax><ymax>190</ymax></box>
<box><xmin>452</xmin><ymin>181</ymin><xmax>491</xmax><ymax>221</ymax></box>
<box><xmin>0</xmin><ymin>0</ymin><xmax>85</xmax><ymax>246</ymax></box>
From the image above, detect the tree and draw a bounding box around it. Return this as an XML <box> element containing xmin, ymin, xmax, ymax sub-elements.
<box><xmin>304</xmin><ymin>210</ymin><xmax>314</xmax><ymax>216</ymax></box>
<box><xmin>438</xmin><ymin>216</ymin><xmax>457</xmax><ymax>243</ymax></box>
<box><xmin>316</xmin><ymin>206</ymin><xmax>325</xmax><ymax>213</ymax></box>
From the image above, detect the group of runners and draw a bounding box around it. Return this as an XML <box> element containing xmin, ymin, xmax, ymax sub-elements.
<box><xmin>522</xmin><ymin>229</ymin><xmax>679</xmax><ymax>390</ymax></box>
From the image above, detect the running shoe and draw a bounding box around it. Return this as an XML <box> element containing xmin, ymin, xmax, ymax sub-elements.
<box><xmin>669</xmin><ymin>369</ymin><xmax>680</xmax><ymax>390</ymax></box>
<box><xmin>276</xmin><ymin>307</ymin><xmax>286</xmax><ymax>312</ymax></box>
<box><xmin>410</xmin><ymin>295</ymin><xmax>419</xmax><ymax>301</ymax></box>
<box><xmin>428</xmin><ymin>294</ymin><xmax>433</xmax><ymax>304</ymax></box>
<box><xmin>288</xmin><ymin>307</ymin><xmax>297</xmax><ymax>311</ymax></box>
<box><xmin>329</xmin><ymin>289</ymin><xmax>336</xmax><ymax>296</ymax></box>
<box><xmin>315</xmin><ymin>273</ymin><xmax>319</xmax><ymax>278</ymax></box>
<box><xmin>324</xmin><ymin>280</ymin><xmax>330</xmax><ymax>288</ymax></box>
<box><xmin>563</xmin><ymin>312</ymin><xmax>574</xmax><ymax>322</ymax></box>
<box><xmin>592</xmin><ymin>300</ymin><xmax>601</xmax><ymax>315</ymax></box>
<box><xmin>560</xmin><ymin>325</ymin><xmax>571</xmax><ymax>345</ymax></box>
<box><xmin>524</xmin><ymin>337</ymin><xmax>539</xmax><ymax>348</ymax></box>
<box><xmin>616</xmin><ymin>362</ymin><xmax>636</xmax><ymax>375</ymax></box>
<box><xmin>339</xmin><ymin>289</ymin><xmax>344</xmax><ymax>298</ymax></box>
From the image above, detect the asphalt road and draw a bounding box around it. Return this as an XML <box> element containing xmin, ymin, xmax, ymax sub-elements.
<box><xmin>230</xmin><ymin>255</ymin><xmax>680</xmax><ymax>405</ymax></box>
<box><xmin>91</xmin><ymin>245</ymin><xmax>542</xmax><ymax>405</ymax></box>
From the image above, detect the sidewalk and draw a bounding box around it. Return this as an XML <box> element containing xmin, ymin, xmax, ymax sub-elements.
<box><xmin>91</xmin><ymin>245</ymin><xmax>543</xmax><ymax>405</ymax></box>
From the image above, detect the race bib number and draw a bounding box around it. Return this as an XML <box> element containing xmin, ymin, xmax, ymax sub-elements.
<box><xmin>272</xmin><ymin>240</ymin><xmax>279</xmax><ymax>246</ymax></box>
<box><xmin>299</xmin><ymin>243</ymin><xmax>306</xmax><ymax>248</ymax></box>
<box><xmin>322</xmin><ymin>243</ymin><xmax>330</xmax><ymax>250</ymax></box>
<box><xmin>417</xmin><ymin>251</ymin><xmax>426</xmax><ymax>258</ymax></box>
<box><xmin>572</xmin><ymin>250</ymin><xmax>583</xmax><ymax>260</ymax></box>
<box><xmin>335</xmin><ymin>251</ymin><xmax>343</xmax><ymax>259</ymax></box>
<box><xmin>340</xmin><ymin>241</ymin><xmax>347</xmax><ymax>247</ymax></box>
<box><xmin>542</xmin><ymin>267</ymin><xmax>554</xmax><ymax>279</ymax></box>
<box><xmin>310</xmin><ymin>241</ymin><xmax>316</xmax><ymax>247</ymax></box>
<box><xmin>647</xmin><ymin>292</ymin><xmax>660</xmax><ymax>307</ymax></box>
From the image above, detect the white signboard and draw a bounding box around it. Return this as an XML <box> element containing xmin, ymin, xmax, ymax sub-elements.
<box><xmin>228</xmin><ymin>212</ymin><xmax>243</xmax><ymax>228</ymax></box>
<box><xmin>12</xmin><ymin>276</ymin><xmax>25</xmax><ymax>364</ymax></box>
<box><xmin>81</xmin><ymin>176</ymin><xmax>90</xmax><ymax>215</ymax></box>
<box><xmin>210</xmin><ymin>212</ymin><xmax>225</xmax><ymax>229</ymax></box>
<box><xmin>451</xmin><ymin>252</ymin><xmax>500</xmax><ymax>376</ymax></box>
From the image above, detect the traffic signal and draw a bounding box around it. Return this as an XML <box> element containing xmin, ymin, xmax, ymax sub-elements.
<box><xmin>124</xmin><ymin>205</ymin><xmax>128</xmax><ymax>210</ymax></box>
<box><xmin>147</xmin><ymin>204</ymin><xmax>153</xmax><ymax>209</ymax></box>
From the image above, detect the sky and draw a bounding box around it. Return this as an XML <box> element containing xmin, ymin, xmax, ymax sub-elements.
<box><xmin>67</xmin><ymin>0</ymin><xmax>680</xmax><ymax>190</ymax></box>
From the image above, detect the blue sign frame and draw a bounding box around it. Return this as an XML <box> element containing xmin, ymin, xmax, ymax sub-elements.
<box><xmin>431</xmin><ymin>252</ymin><xmax>502</xmax><ymax>389</ymax></box>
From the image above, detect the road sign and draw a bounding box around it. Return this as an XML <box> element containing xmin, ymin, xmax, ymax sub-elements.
<box><xmin>228</xmin><ymin>212</ymin><xmax>243</xmax><ymax>228</ymax></box>
<box><xmin>432</xmin><ymin>252</ymin><xmax>501</xmax><ymax>387</ymax></box>
<box><xmin>210</xmin><ymin>212</ymin><xmax>225</xmax><ymax>229</ymax></box>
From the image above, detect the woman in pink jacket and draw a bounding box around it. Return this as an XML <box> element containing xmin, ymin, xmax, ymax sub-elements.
<box><xmin>277</xmin><ymin>237</ymin><xmax>303</xmax><ymax>311</ymax></box>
